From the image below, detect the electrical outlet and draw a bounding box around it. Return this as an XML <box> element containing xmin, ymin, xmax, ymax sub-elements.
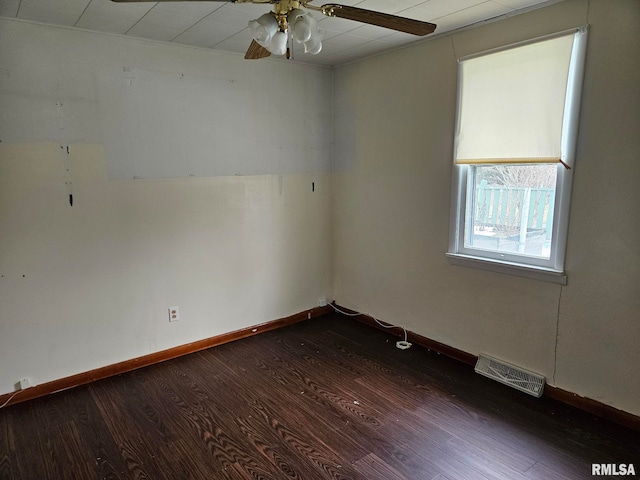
<box><xmin>18</xmin><ymin>378</ymin><xmax>31</xmax><ymax>390</ymax></box>
<box><xmin>169</xmin><ymin>306</ymin><xmax>179</xmax><ymax>322</ymax></box>
<box><xmin>319</xmin><ymin>298</ymin><xmax>328</xmax><ymax>307</ymax></box>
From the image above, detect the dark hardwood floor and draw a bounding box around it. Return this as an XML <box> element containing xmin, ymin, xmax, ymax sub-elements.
<box><xmin>1</xmin><ymin>313</ymin><xmax>638</xmax><ymax>479</ymax></box>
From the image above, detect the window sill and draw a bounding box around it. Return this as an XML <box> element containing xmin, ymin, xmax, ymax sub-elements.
<box><xmin>446</xmin><ymin>253</ymin><xmax>567</xmax><ymax>285</ymax></box>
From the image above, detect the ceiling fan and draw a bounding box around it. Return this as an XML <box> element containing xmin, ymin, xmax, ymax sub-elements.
<box><xmin>111</xmin><ymin>0</ymin><xmax>437</xmax><ymax>60</ymax></box>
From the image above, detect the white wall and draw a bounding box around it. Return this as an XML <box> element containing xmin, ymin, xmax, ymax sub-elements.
<box><xmin>332</xmin><ymin>0</ymin><xmax>640</xmax><ymax>417</ymax></box>
<box><xmin>0</xmin><ymin>20</ymin><xmax>332</xmax><ymax>392</ymax></box>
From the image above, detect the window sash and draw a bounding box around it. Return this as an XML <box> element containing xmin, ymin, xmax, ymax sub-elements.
<box><xmin>457</xmin><ymin>164</ymin><xmax>566</xmax><ymax>270</ymax></box>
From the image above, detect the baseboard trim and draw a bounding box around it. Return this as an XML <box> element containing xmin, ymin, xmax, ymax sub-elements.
<box><xmin>544</xmin><ymin>385</ymin><xmax>640</xmax><ymax>432</ymax></box>
<box><xmin>334</xmin><ymin>303</ymin><xmax>640</xmax><ymax>432</ymax></box>
<box><xmin>0</xmin><ymin>305</ymin><xmax>332</xmax><ymax>409</ymax></box>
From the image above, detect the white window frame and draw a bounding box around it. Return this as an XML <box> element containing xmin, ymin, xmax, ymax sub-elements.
<box><xmin>447</xmin><ymin>28</ymin><xmax>588</xmax><ymax>285</ymax></box>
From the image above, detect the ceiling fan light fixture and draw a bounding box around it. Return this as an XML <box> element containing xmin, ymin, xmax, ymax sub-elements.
<box><xmin>248</xmin><ymin>7</ymin><xmax>322</xmax><ymax>57</ymax></box>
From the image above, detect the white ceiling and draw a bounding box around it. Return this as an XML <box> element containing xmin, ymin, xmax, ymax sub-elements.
<box><xmin>0</xmin><ymin>0</ymin><xmax>553</xmax><ymax>66</ymax></box>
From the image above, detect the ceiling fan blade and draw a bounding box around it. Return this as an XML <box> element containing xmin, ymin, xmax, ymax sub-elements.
<box><xmin>320</xmin><ymin>4</ymin><xmax>436</xmax><ymax>36</ymax></box>
<box><xmin>245</xmin><ymin>40</ymin><xmax>271</xmax><ymax>60</ymax></box>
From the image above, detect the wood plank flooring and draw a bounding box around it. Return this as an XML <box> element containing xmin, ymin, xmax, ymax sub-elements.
<box><xmin>1</xmin><ymin>313</ymin><xmax>638</xmax><ymax>479</ymax></box>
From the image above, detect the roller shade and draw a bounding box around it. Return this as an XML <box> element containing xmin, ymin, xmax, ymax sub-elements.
<box><xmin>454</xmin><ymin>32</ymin><xmax>577</xmax><ymax>167</ymax></box>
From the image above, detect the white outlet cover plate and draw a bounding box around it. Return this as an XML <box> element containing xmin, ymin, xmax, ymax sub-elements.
<box><xmin>169</xmin><ymin>306</ymin><xmax>180</xmax><ymax>322</ymax></box>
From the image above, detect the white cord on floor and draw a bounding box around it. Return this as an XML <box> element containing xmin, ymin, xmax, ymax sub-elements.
<box><xmin>330</xmin><ymin>303</ymin><xmax>408</xmax><ymax>343</ymax></box>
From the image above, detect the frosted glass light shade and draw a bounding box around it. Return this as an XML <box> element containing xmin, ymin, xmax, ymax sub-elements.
<box><xmin>304</xmin><ymin>36</ymin><xmax>322</xmax><ymax>54</ymax></box>
<box><xmin>296</xmin><ymin>14</ymin><xmax>318</xmax><ymax>44</ymax></box>
<box><xmin>288</xmin><ymin>8</ymin><xmax>306</xmax><ymax>25</ymax></box>
<box><xmin>248</xmin><ymin>13</ymin><xmax>278</xmax><ymax>43</ymax></box>
<box><xmin>293</xmin><ymin>21</ymin><xmax>312</xmax><ymax>43</ymax></box>
<box><xmin>270</xmin><ymin>31</ymin><xmax>288</xmax><ymax>56</ymax></box>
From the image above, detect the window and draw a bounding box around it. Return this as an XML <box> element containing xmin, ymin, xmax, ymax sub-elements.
<box><xmin>447</xmin><ymin>28</ymin><xmax>588</xmax><ymax>284</ymax></box>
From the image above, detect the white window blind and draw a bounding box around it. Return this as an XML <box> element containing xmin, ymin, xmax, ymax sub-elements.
<box><xmin>454</xmin><ymin>32</ymin><xmax>578</xmax><ymax>167</ymax></box>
